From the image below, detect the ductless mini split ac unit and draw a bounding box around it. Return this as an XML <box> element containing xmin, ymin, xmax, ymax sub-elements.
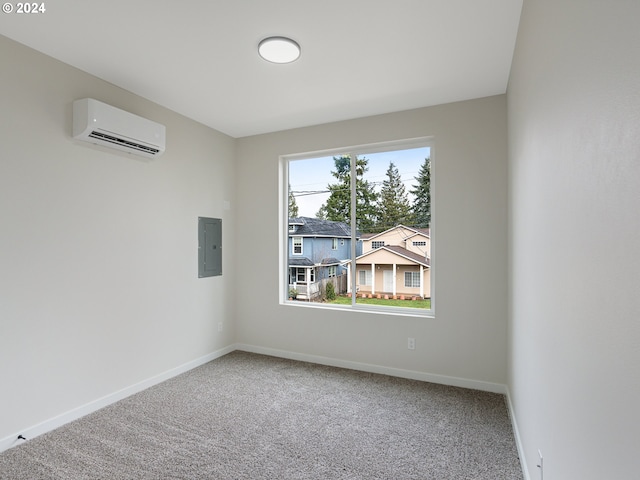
<box><xmin>72</xmin><ymin>98</ymin><xmax>166</xmax><ymax>159</ymax></box>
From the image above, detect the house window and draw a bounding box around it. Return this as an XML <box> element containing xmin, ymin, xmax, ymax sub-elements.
<box><xmin>294</xmin><ymin>267</ymin><xmax>314</xmax><ymax>283</ymax></box>
<box><xmin>358</xmin><ymin>270</ymin><xmax>372</xmax><ymax>286</ymax></box>
<box><xmin>405</xmin><ymin>271</ymin><xmax>421</xmax><ymax>288</ymax></box>
<box><xmin>284</xmin><ymin>138</ymin><xmax>433</xmax><ymax>315</ymax></box>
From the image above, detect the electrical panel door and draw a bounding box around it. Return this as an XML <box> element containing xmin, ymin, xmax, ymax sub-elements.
<box><xmin>198</xmin><ymin>217</ymin><xmax>222</xmax><ymax>277</ymax></box>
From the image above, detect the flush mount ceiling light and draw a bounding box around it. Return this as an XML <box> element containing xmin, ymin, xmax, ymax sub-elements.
<box><xmin>258</xmin><ymin>36</ymin><xmax>301</xmax><ymax>64</ymax></box>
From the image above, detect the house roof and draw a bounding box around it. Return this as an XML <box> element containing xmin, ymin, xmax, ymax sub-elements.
<box><xmin>289</xmin><ymin>217</ymin><xmax>352</xmax><ymax>238</ymax></box>
<box><xmin>320</xmin><ymin>257</ymin><xmax>341</xmax><ymax>266</ymax></box>
<box><xmin>361</xmin><ymin>224</ymin><xmax>430</xmax><ymax>241</ymax></box>
<box><xmin>288</xmin><ymin>257</ymin><xmax>341</xmax><ymax>267</ymax></box>
<box><xmin>288</xmin><ymin>257</ymin><xmax>315</xmax><ymax>267</ymax></box>
<box><xmin>356</xmin><ymin>245</ymin><xmax>430</xmax><ymax>267</ymax></box>
<box><xmin>413</xmin><ymin>227</ymin><xmax>431</xmax><ymax>237</ymax></box>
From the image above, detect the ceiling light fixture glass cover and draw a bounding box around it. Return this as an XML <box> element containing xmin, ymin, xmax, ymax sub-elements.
<box><xmin>258</xmin><ymin>36</ymin><xmax>301</xmax><ymax>64</ymax></box>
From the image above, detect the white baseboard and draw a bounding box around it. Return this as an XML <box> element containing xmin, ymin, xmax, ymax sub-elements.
<box><xmin>2</xmin><ymin>342</ymin><xmax>520</xmax><ymax>471</ymax></box>
<box><xmin>505</xmin><ymin>386</ymin><xmax>530</xmax><ymax>480</ymax></box>
<box><xmin>235</xmin><ymin>343</ymin><xmax>508</xmax><ymax>394</ymax></box>
<box><xmin>0</xmin><ymin>344</ymin><xmax>235</xmax><ymax>453</ymax></box>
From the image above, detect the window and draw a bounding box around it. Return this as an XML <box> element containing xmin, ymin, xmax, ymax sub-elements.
<box><xmin>358</xmin><ymin>270</ymin><xmax>372</xmax><ymax>286</ymax></box>
<box><xmin>292</xmin><ymin>267</ymin><xmax>315</xmax><ymax>283</ymax></box>
<box><xmin>284</xmin><ymin>138</ymin><xmax>433</xmax><ymax>314</ymax></box>
<box><xmin>404</xmin><ymin>271</ymin><xmax>421</xmax><ymax>288</ymax></box>
<box><xmin>296</xmin><ymin>268</ymin><xmax>306</xmax><ymax>282</ymax></box>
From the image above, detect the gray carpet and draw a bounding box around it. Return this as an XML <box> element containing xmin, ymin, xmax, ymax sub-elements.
<box><xmin>0</xmin><ymin>351</ymin><xmax>523</xmax><ymax>479</ymax></box>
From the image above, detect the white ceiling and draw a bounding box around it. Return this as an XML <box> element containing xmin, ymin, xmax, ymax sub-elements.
<box><xmin>0</xmin><ymin>0</ymin><xmax>522</xmax><ymax>138</ymax></box>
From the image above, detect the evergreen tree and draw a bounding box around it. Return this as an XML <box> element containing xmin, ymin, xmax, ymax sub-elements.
<box><xmin>377</xmin><ymin>161</ymin><xmax>412</xmax><ymax>231</ymax></box>
<box><xmin>315</xmin><ymin>204</ymin><xmax>326</xmax><ymax>220</ymax></box>
<box><xmin>410</xmin><ymin>157</ymin><xmax>431</xmax><ymax>228</ymax></box>
<box><xmin>288</xmin><ymin>183</ymin><xmax>299</xmax><ymax>217</ymax></box>
<box><xmin>317</xmin><ymin>155</ymin><xmax>378</xmax><ymax>231</ymax></box>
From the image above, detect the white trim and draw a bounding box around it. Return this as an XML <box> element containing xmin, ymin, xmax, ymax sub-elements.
<box><xmin>505</xmin><ymin>386</ymin><xmax>531</xmax><ymax>480</ymax></box>
<box><xmin>406</xmin><ymin>231</ymin><xmax>430</xmax><ymax>240</ymax></box>
<box><xmin>282</xmin><ymin>137</ymin><xmax>434</xmax><ymax>312</ymax></box>
<box><xmin>290</xmin><ymin>234</ymin><xmax>351</xmax><ymax>239</ymax></box>
<box><xmin>0</xmin><ymin>344</ymin><xmax>235</xmax><ymax>453</ymax></box>
<box><xmin>2</xmin><ymin>342</ymin><xmax>520</xmax><ymax>477</ymax></box>
<box><xmin>280</xmin><ymin>136</ymin><xmax>434</xmax><ymax>163</ymax></box>
<box><xmin>292</xmin><ymin>236</ymin><xmax>303</xmax><ymax>255</ymax></box>
<box><xmin>358</xmin><ymin>245</ymin><xmax>430</xmax><ymax>267</ymax></box>
<box><xmin>363</xmin><ymin>224</ymin><xmax>422</xmax><ymax>242</ymax></box>
<box><xmin>236</xmin><ymin>343</ymin><xmax>507</xmax><ymax>394</ymax></box>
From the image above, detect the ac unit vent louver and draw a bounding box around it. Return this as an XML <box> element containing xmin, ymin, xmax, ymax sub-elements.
<box><xmin>73</xmin><ymin>98</ymin><xmax>166</xmax><ymax>159</ymax></box>
<box><xmin>87</xmin><ymin>131</ymin><xmax>161</xmax><ymax>155</ymax></box>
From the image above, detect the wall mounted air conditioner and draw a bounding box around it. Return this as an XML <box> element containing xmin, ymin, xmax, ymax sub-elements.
<box><xmin>73</xmin><ymin>98</ymin><xmax>166</xmax><ymax>159</ymax></box>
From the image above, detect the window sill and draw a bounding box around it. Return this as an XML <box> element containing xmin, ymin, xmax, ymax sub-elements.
<box><xmin>282</xmin><ymin>299</ymin><xmax>435</xmax><ymax>319</ymax></box>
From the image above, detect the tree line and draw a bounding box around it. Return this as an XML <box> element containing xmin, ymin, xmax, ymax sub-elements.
<box><xmin>289</xmin><ymin>155</ymin><xmax>431</xmax><ymax>234</ymax></box>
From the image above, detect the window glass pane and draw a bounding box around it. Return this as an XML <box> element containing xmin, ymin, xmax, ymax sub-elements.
<box><xmin>288</xmin><ymin>155</ymin><xmax>349</xmax><ymax>302</ymax></box>
<box><xmin>287</xmin><ymin>144</ymin><xmax>431</xmax><ymax>312</ymax></box>
<box><xmin>355</xmin><ymin>148</ymin><xmax>431</xmax><ymax>308</ymax></box>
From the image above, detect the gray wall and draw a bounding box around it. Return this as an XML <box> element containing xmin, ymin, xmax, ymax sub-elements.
<box><xmin>0</xmin><ymin>35</ymin><xmax>237</xmax><ymax>443</ymax></box>
<box><xmin>508</xmin><ymin>1</ymin><xmax>640</xmax><ymax>478</ymax></box>
<box><xmin>12</xmin><ymin>3</ymin><xmax>638</xmax><ymax>474</ymax></box>
<box><xmin>236</xmin><ymin>96</ymin><xmax>509</xmax><ymax>388</ymax></box>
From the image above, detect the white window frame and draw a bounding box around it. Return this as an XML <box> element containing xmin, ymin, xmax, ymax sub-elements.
<box><xmin>292</xmin><ymin>236</ymin><xmax>303</xmax><ymax>255</ymax></box>
<box><xmin>404</xmin><ymin>271</ymin><xmax>421</xmax><ymax>288</ymax></box>
<box><xmin>358</xmin><ymin>269</ymin><xmax>372</xmax><ymax>286</ymax></box>
<box><xmin>295</xmin><ymin>267</ymin><xmax>306</xmax><ymax>283</ymax></box>
<box><xmin>372</xmin><ymin>241</ymin><xmax>385</xmax><ymax>249</ymax></box>
<box><xmin>281</xmin><ymin>137</ymin><xmax>434</xmax><ymax>317</ymax></box>
<box><xmin>332</xmin><ymin>238</ymin><xmax>338</xmax><ymax>250</ymax></box>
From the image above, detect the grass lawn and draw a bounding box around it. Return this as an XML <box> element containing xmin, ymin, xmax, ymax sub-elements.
<box><xmin>329</xmin><ymin>295</ymin><xmax>431</xmax><ymax>309</ymax></box>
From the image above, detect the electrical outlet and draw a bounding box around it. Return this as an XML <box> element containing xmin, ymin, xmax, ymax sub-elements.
<box><xmin>407</xmin><ymin>337</ymin><xmax>415</xmax><ymax>350</ymax></box>
<box><xmin>218</xmin><ymin>322</ymin><xmax>223</xmax><ymax>332</ymax></box>
<box><xmin>537</xmin><ymin>449</ymin><xmax>543</xmax><ymax>480</ymax></box>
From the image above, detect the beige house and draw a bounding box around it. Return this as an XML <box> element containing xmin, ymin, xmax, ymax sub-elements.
<box><xmin>348</xmin><ymin>225</ymin><xmax>431</xmax><ymax>298</ymax></box>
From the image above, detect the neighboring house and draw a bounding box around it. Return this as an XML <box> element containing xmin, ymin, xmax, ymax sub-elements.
<box><xmin>288</xmin><ymin>217</ymin><xmax>361</xmax><ymax>300</ymax></box>
<box><xmin>350</xmin><ymin>225</ymin><xmax>431</xmax><ymax>298</ymax></box>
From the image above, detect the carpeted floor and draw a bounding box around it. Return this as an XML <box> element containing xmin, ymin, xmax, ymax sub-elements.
<box><xmin>0</xmin><ymin>351</ymin><xmax>523</xmax><ymax>479</ymax></box>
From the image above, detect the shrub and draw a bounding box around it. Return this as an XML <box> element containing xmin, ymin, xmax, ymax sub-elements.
<box><xmin>325</xmin><ymin>282</ymin><xmax>336</xmax><ymax>301</ymax></box>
